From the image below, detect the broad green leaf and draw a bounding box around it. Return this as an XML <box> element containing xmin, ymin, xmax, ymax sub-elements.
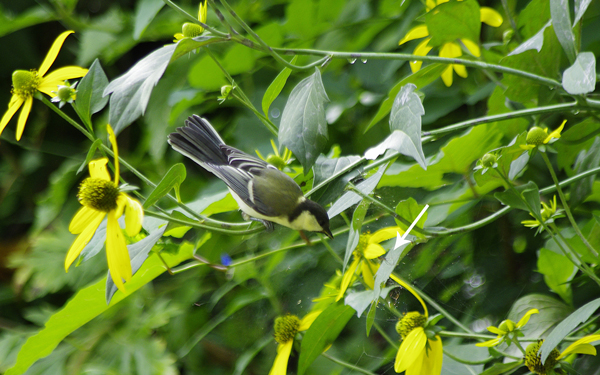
<box><xmin>232</xmin><ymin>335</ymin><xmax>272</xmax><ymax>375</ymax></box>
<box><xmin>133</xmin><ymin>0</ymin><xmax>165</xmax><ymax>40</ymax></box>
<box><xmin>550</xmin><ymin>0</ymin><xmax>577</xmax><ymax>63</ymax></box>
<box><xmin>479</xmin><ymin>361</ymin><xmax>523</xmax><ymax>375</ymax></box>
<box><xmin>262</xmin><ymin>56</ymin><xmax>297</xmax><ymax>117</ymax></box>
<box><xmin>473</xmin><ymin>133</ymin><xmax>528</xmax><ymax>187</ymax></box>
<box><xmin>313</xmin><ymin>155</ymin><xmax>362</xmax><ymax>188</ymax></box>
<box><xmin>298</xmin><ymin>303</ymin><xmax>355</xmax><ymax>375</ymax></box>
<box><xmin>495</xmin><ymin>181</ymin><xmax>541</xmax><ymax>220</ymax></box>
<box><xmin>372</xmin><ymin>237</ymin><xmax>412</xmax><ymax>302</ymax></box>
<box><xmin>345</xmin><ymin>286</ymin><xmax>397</xmax><ymax>318</ymax></box>
<box><xmin>485</xmin><ymin>87</ymin><xmax>528</xmax><ymax>140</ymax></box>
<box><xmin>200</xmin><ymin>193</ymin><xmax>238</xmax><ymax>216</ymax></box>
<box><xmin>312</xmin><ymin>154</ymin><xmax>362</xmax><ymax>206</ymax></box>
<box><xmin>104</xmin><ymin>44</ymin><xmax>176</xmax><ymax>134</ymax></box>
<box><xmin>4</xmin><ymin>243</ymin><xmax>194</xmax><ymax>375</ymax></box>
<box><xmin>555</xmin><ymin>118</ymin><xmax>600</xmax><ymax>172</ymax></box>
<box><xmin>0</xmin><ymin>7</ymin><xmax>55</xmax><ymax>38</ymax></box>
<box><xmin>73</xmin><ymin>59</ymin><xmax>109</xmax><ymax>128</ymax></box>
<box><xmin>178</xmin><ymin>290</ymin><xmax>268</xmax><ymax>357</ymax></box>
<box><xmin>365</xmin><ymin>84</ymin><xmax>426</xmax><ymax>169</ymax></box>
<box><xmin>395</xmin><ymin>198</ymin><xmax>427</xmax><ymax>238</ymax></box>
<box><xmin>508</xmin><ymin>151</ymin><xmax>530</xmax><ymax>180</ymax></box>
<box><xmin>106</xmin><ymin>225</ymin><xmax>169</xmax><ymax>303</ymax></box>
<box><xmin>540</xmin><ymin>297</ymin><xmax>600</xmax><ymax>363</ymax></box>
<box><xmin>537</xmin><ymin>248</ymin><xmax>576</xmax><ymax>304</ymax></box>
<box><xmin>508</xmin><ymin>294</ymin><xmax>571</xmax><ymax>341</ymax></box>
<box><xmin>367</xmin><ymin>64</ymin><xmax>445</xmax><ymax>132</ymax></box>
<box><xmin>172</xmin><ymin>35</ymin><xmax>219</xmax><ymax>61</ymax></box>
<box><xmin>574</xmin><ymin>0</ymin><xmax>593</xmax><ymax>25</ymax></box>
<box><xmin>426</xmin><ymin>0</ymin><xmax>480</xmax><ymax>47</ymax></box>
<box><xmin>570</xmin><ymin>136</ymin><xmax>600</xmax><ymax>207</ymax></box>
<box><xmin>143</xmin><ymin>163</ymin><xmax>187</xmax><ymax>208</ymax></box>
<box><xmin>222</xmin><ymin>44</ymin><xmax>255</xmax><ymax>76</ymax></box>
<box><xmin>279</xmin><ymin>68</ymin><xmax>330</xmax><ymax>172</ymax></box>
<box><xmin>507</xmin><ymin>21</ymin><xmax>550</xmax><ymax>56</ymax></box>
<box><xmin>327</xmin><ymin>163</ymin><xmax>388</xmax><ymax>219</ymax></box>
<box><xmin>562</xmin><ymin>52</ymin><xmax>596</xmax><ymax>94</ymax></box>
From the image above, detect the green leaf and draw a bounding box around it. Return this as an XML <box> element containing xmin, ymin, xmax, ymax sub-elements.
<box><xmin>562</xmin><ymin>52</ymin><xmax>596</xmax><ymax>94</ymax></box>
<box><xmin>279</xmin><ymin>67</ymin><xmax>330</xmax><ymax>172</ymax></box>
<box><xmin>479</xmin><ymin>361</ymin><xmax>524</xmax><ymax>375</ymax></box>
<box><xmin>106</xmin><ymin>226</ymin><xmax>168</xmax><ymax>303</ymax></box>
<box><xmin>570</xmin><ymin>136</ymin><xmax>600</xmax><ymax>207</ymax></box>
<box><xmin>364</xmin><ymin>84</ymin><xmax>426</xmax><ymax>169</ymax></box>
<box><xmin>508</xmin><ymin>294</ymin><xmax>572</xmax><ymax>343</ymax></box>
<box><xmin>4</xmin><ymin>243</ymin><xmax>194</xmax><ymax>375</ymax></box>
<box><xmin>76</xmin><ymin>138</ymin><xmax>103</xmax><ymax>175</ymax></box>
<box><xmin>366</xmin><ymin>64</ymin><xmax>445</xmax><ymax>133</ymax></box>
<box><xmin>262</xmin><ymin>56</ymin><xmax>298</xmax><ymax>117</ymax></box>
<box><xmin>539</xmin><ymin>297</ymin><xmax>600</xmax><ymax>363</ymax></box>
<box><xmin>143</xmin><ymin>163</ymin><xmax>187</xmax><ymax>208</ymax></box>
<box><xmin>297</xmin><ymin>303</ymin><xmax>355</xmax><ymax>375</ymax></box>
<box><xmin>365</xmin><ymin>300</ymin><xmax>377</xmax><ymax>337</ymax></box>
<box><xmin>443</xmin><ymin>344</ymin><xmax>489</xmax><ymax>374</ymax></box>
<box><xmin>104</xmin><ymin>44</ymin><xmax>176</xmax><ymax>134</ymax></box>
<box><xmin>73</xmin><ymin>59</ymin><xmax>109</xmax><ymax>128</ymax></box>
<box><xmin>426</xmin><ymin>0</ymin><xmax>480</xmax><ymax>47</ymax></box>
<box><xmin>345</xmin><ymin>286</ymin><xmax>397</xmax><ymax>318</ymax></box>
<box><xmin>0</xmin><ymin>7</ymin><xmax>55</xmax><ymax>38</ymax></box>
<box><xmin>395</xmin><ymin>198</ymin><xmax>427</xmax><ymax>238</ymax></box>
<box><xmin>507</xmin><ymin>21</ymin><xmax>551</xmax><ymax>56</ymax></box>
<box><xmin>574</xmin><ymin>0</ymin><xmax>593</xmax><ymax>25</ymax></box>
<box><xmin>495</xmin><ymin>181</ymin><xmax>541</xmax><ymax>220</ymax></box>
<box><xmin>537</xmin><ymin>248</ymin><xmax>576</xmax><ymax>304</ymax></box>
<box><xmin>133</xmin><ymin>0</ymin><xmax>165</xmax><ymax>40</ymax></box>
<box><xmin>178</xmin><ymin>290</ymin><xmax>267</xmax><ymax>357</ymax></box>
<box><xmin>200</xmin><ymin>193</ymin><xmax>238</xmax><ymax>217</ymax></box>
<box><xmin>312</xmin><ymin>154</ymin><xmax>362</xmax><ymax>206</ymax></box>
<box><xmin>372</xmin><ymin>234</ymin><xmax>412</xmax><ymax>303</ymax></box>
<box><xmin>550</xmin><ymin>0</ymin><xmax>577</xmax><ymax>63</ymax></box>
<box><xmin>343</xmin><ymin>202</ymin><xmax>368</xmax><ymax>272</ymax></box>
<box><xmin>232</xmin><ymin>335</ymin><xmax>272</xmax><ymax>375</ymax></box>
<box><xmin>327</xmin><ymin>163</ymin><xmax>388</xmax><ymax>219</ymax></box>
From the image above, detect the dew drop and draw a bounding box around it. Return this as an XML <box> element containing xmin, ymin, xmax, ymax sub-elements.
<box><xmin>361</xmin><ymin>59</ymin><xmax>367</xmax><ymax>64</ymax></box>
<box><xmin>348</xmin><ymin>58</ymin><xmax>357</xmax><ymax>64</ymax></box>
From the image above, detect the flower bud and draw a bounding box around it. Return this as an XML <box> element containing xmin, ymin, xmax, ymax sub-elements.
<box><xmin>526</xmin><ymin>127</ymin><xmax>547</xmax><ymax>146</ymax></box>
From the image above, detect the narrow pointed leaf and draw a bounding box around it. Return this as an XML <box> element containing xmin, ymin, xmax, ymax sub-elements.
<box><xmin>262</xmin><ymin>56</ymin><xmax>297</xmax><ymax>117</ymax></box>
<box><xmin>143</xmin><ymin>163</ymin><xmax>187</xmax><ymax>208</ymax></box>
<box><xmin>562</xmin><ymin>52</ymin><xmax>596</xmax><ymax>95</ymax></box>
<box><xmin>73</xmin><ymin>59</ymin><xmax>109</xmax><ymax>127</ymax></box>
<box><xmin>550</xmin><ymin>0</ymin><xmax>577</xmax><ymax>63</ymax></box>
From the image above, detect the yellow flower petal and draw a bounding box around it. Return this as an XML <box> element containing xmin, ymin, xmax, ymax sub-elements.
<box><xmin>124</xmin><ymin>196</ymin><xmax>143</xmax><ymax>237</ymax></box>
<box><xmin>480</xmin><ymin>7</ymin><xmax>503</xmax><ymax>27</ymax></box>
<box><xmin>70</xmin><ymin>206</ymin><xmax>101</xmax><ymax>234</ymax></box>
<box><xmin>336</xmin><ymin>257</ymin><xmax>360</xmax><ymax>301</ymax></box>
<box><xmin>516</xmin><ymin>308</ymin><xmax>539</xmax><ymax>328</ymax></box>
<box><xmin>454</xmin><ymin>64</ymin><xmax>468</xmax><ymax>78</ymax></box>
<box><xmin>395</xmin><ymin>327</ymin><xmax>427</xmax><ymax>373</ymax></box>
<box><xmin>106</xmin><ymin>212</ymin><xmax>132</xmax><ymax>292</ymax></box>
<box><xmin>441</xmin><ymin>65</ymin><xmax>454</xmax><ymax>87</ymax></box>
<box><xmin>410</xmin><ymin>38</ymin><xmax>433</xmax><ymax>73</ymax></box>
<box><xmin>364</xmin><ymin>243</ymin><xmax>386</xmax><ymax>259</ymax></box>
<box><xmin>399</xmin><ymin>25</ymin><xmax>429</xmax><ymax>45</ymax></box>
<box><xmin>370</xmin><ymin>226</ymin><xmax>401</xmax><ymax>244</ymax></box>
<box><xmin>475</xmin><ymin>337</ymin><xmax>503</xmax><ymax>347</ymax></box>
<box><xmin>361</xmin><ymin>260</ymin><xmax>378</xmax><ymax>289</ymax></box>
<box><xmin>16</xmin><ymin>96</ymin><xmax>33</xmax><ymax>141</ymax></box>
<box><xmin>390</xmin><ymin>274</ymin><xmax>429</xmax><ymax>317</ymax></box>
<box><xmin>174</xmin><ymin>33</ymin><xmax>184</xmax><ymax>41</ymax></box>
<box><xmin>487</xmin><ymin>326</ymin><xmax>504</xmax><ymax>335</ymax></box>
<box><xmin>38</xmin><ymin>31</ymin><xmax>74</xmax><ymax>76</ymax></box>
<box><xmin>115</xmin><ymin>194</ymin><xmax>127</xmax><ymax>219</ymax></box>
<box><xmin>461</xmin><ymin>38</ymin><xmax>480</xmax><ymax>57</ymax></box>
<box><xmin>544</xmin><ymin>120</ymin><xmax>566</xmax><ymax>143</ymax></box>
<box><xmin>425</xmin><ymin>0</ymin><xmax>437</xmax><ymax>11</ymax></box>
<box><xmin>421</xmin><ymin>336</ymin><xmax>443</xmax><ymax>375</ymax></box>
<box><xmin>65</xmin><ymin>211</ymin><xmax>105</xmax><ymax>271</ymax></box>
<box><xmin>268</xmin><ymin>340</ymin><xmax>294</xmax><ymax>375</ymax></box>
<box><xmin>89</xmin><ymin>158</ymin><xmax>111</xmax><ymax>181</ymax></box>
<box><xmin>37</xmin><ymin>66</ymin><xmax>89</xmax><ymax>95</ymax></box>
<box><xmin>439</xmin><ymin>42</ymin><xmax>462</xmax><ymax>58</ymax></box>
<box><xmin>106</xmin><ymin>124</ymin><xmax>120</xmax><ymax>182</ymax></box>
<box><xmin>199</xmin><ymin>0</ymin><xmax>208</xmax><ymax>23</ymax></box>
<box><xmin>558</xmin><ymin>334</ymin><xmax>600</xmax><ymax>359</ymax></box>
<box><xmin>0</xmin><ymin>95</ymin><xmax>24</xmax><ymax>137</ymax></box>
<box><xmin>406</xmin><ymin>347</ymin><xmax>425</xmax><ymax>375</ymax></box>
<box><xmin>299</xmin><ymin>310</ymin><xmax>322</xmax><ymax>331</ymax></box>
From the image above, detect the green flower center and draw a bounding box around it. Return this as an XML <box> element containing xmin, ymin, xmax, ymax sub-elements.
<box><xmin>481</xmin><ymin>153</ymin><xmax>496</xmax><ymax>168</ymax></box>
<box><xmin>78</xmin><ymin>178</ymin><xmax>120</xmax><ymax>212</ymax></box>
<box><xmin>273</xmin><ymin>315</ymin><xmax>300</xmax><ymax>344</ymax></box>
<box><xmin>526</xmin><ymin>127</ymin><xmax>547</xmax><ymax>146</ymax></box>
<box><xmin>524</xmin><ymin>340</ymin><xmax>560</xmax><ymax>375</ymax></box>
<box><xmin>396</xmin><ymin>311</ymin><xmax>427</xmax><ymax>339</ymax></box>
<box><xmin>182</xmin><ymin>23</ymin><xmax>204</xmax><ymax>38</ymax></box>
<box><xmin>12</xmin><ymin>70</ymin><xmax>40</xmax><ymax>99</ymax></box>
<box><xmin>56</xmin><ymin>85</ymin><xmax>76</xmax><ymax>102</ymax></box>
<box><xmin>356</xmin><ymin>232</ymin><xmax>371</xmax><ymax>255</ymax></box>
<box><xmin>266</xmin><ymin>154</ymin><xmax>286</xmax><ymax>170</ymax></box>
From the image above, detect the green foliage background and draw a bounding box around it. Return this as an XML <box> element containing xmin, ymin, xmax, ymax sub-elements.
<box><xmin>1</xmin><ymin>0</ymin><xmax>600</xmax><ymax>374</ymax></box>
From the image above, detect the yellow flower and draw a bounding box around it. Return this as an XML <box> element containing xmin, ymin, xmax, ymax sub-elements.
<box><xmin>336</xmin><ymin>226</ymin><xmax>403</xmax><ymax>301</ymax></box>
<box><xmin>174</xmin><ymin>1</ymin><xmax>208</xmax><ymax>41</ymax></box>
<box><xmin>525</xmin><ymin>335</ymin><xmax>600</xmax><ymax>374</ymax></box>
<box><xmin>476</xmin><ymin>308</ymin><xmax>538</xmax><ymax>347</ymax></box>
<box><xmin>521</xmin><ymin>196</ymin><xmax>563</xmax><ymax>232</ymax></box>
<box><xmin>269</xmin><ymin>311</ymin><xmax>321</xmax><ymax>375</ymax></box>
<box><xmin>65</xmin><ymin>125</ymin><xmax>143</xmax><ymax>292</ymax></box>
<box><xmin>0</xmin><ymin>31</ymin><xmax>88</xmax><ymax>141</ymax></box>
<box><xmin>398</xmin><ymin>1</ymin><xmax>503</xmax><ymax>86</ymax></box>
<box><xmin>520</xmin><ymin>120</ymin><xmax>566</xmax><ymax>150</ymax></box>
<box><xmin>394</xmin><ymin>286</ymin><xmax>442</xmax><ymax>375</ymax></box>
<box><xmin>256</xmin><ymin>139</ymin><xmax>293</xmax><ymax>171</ymax></box>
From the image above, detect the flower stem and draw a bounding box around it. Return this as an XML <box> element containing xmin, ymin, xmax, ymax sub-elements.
<box><xmin>144</xmin><ymin>210</ymin><xmax>261</xmax><ymax>235</ymax></box>
<box><xmin>540</xmin><ymin>152</ymin><xmax>598</xmax><ymax>258</ymax></box>
<box><xmin>442</xmin><ymin>349</ymin><xmax>494</xmax><ymax>365</ymax></box>
<box><xmin>374</xmin><ymin>322</ymin><xmax>399</xmax><ymax>350</ymax></box>
<box><xmin>321</xmin><ymin>353</ymin><xmax>377</xmax><ymax>375</ymax></box>
<box><xmin>162</xmin><ymin>0</ymin><xmax>229</xmax><ymax>37</ymax></box>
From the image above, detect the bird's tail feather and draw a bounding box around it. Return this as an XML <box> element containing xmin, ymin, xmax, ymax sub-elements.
<box><xmin>168</xmin><ymin>115</ymin><xmax>228</xmax><ymax>165</ymax></box>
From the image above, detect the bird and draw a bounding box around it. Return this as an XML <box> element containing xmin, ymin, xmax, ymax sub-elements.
<box><xmin>168</xmin><ymin>115</ymin><xmax>333</xmax><ymax>239</ymax></box>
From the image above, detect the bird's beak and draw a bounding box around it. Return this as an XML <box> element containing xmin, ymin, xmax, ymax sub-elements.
<box><xmin>323</xmin><ymin>228</ymin><xmax>333</xmax><ymax>239</ymax></box>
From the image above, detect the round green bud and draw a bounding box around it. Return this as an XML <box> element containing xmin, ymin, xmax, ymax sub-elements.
<box><xmin>266</xmin><ymin>154</ymin><xmax>286</xmax><ymax>170</ymax></box>
<box><xmin>481</xmin><ymin>153</ymin><xmax>497</xmax><ymax>168</ymax></box>
<box><xmin>396</xmin><ymin>311</ymin><xmax>427</xmax><ymax>339</ymax></box>
<box><xmin>78</xmin><ymin>178</ymin><xmax>120</xmax><ymax>212</ymax></box>
<box><xmin>273</xmin><ymin>315</ymin><xmax>300</xmax><ymax>344</ymax></box>
<box><xmin>526</xmin><ymin>127</ymin><xmax>547</xmax><ymax>146</ymax></box>
<box><xmin>182</xmin><ymin>22</ymin><xmax>204</xmax><ymax>38</ymax></box>
<box><xmin>524</xmin><ymin>340</ymin><xmax>560</xmax><ymax>375</ymax></box>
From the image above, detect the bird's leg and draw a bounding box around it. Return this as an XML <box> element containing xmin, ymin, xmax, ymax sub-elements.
<box><xmin>299</xmin><ymin>230</ymin><xmax>312</xmax><ymax>245</ymax></box>
<box><xmin>241</xmin><ymin>212</ymin><xmax>274</xmax><ymax>232</ymax></box>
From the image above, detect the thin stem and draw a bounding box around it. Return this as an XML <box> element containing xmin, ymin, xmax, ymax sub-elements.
<box><xmin>319</xmin><ymin>233</ymin><xmax>343</xmax><ymax>263</ymax></box>
<box><xmin>438</xmin><ymin>331</ymin><xmax>495</xmax><ymax>340</ymax></box>
<box><xmin>163</xmin><ymin>0</ymin><xmax>229</xmax><ymax>37</ymax></box>
<box><xmin>321</xmin><ymin>353</ymin><xmax>377</xmax><ymax>375</ymax></box>
<box><xmin>145</xmin><ymin>210</ymin><xmax>262</xmax><ymax>235</ymax></box>
<box><xmin>442</xmin><ymin>349</ymin><xmax>494</xmax><ymax>365</ymax></box>
<box><xmin>374</xmin><ymin>322</ymin><xmax>399</xmax><ymax>349</ymax></box>
<box><xmin>500</xmin><ymin>0</ymin><xmax>522</xmax><ymax>43</ymax></box>
<box><xmin>540</xmin><ymin>152</ymin><xmax>599</xmax><ymax>258</ymax></box>
<box><xmin>271</xmin><ymin>48</ymin><xmax>562</xmax><ymax>88</ymax></box>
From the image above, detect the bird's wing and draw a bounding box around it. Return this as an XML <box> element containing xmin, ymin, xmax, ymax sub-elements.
<box><xmin>220</xmin><ymin>145</ymin><xmax>271</xmax><ymax>172</ymax></box>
